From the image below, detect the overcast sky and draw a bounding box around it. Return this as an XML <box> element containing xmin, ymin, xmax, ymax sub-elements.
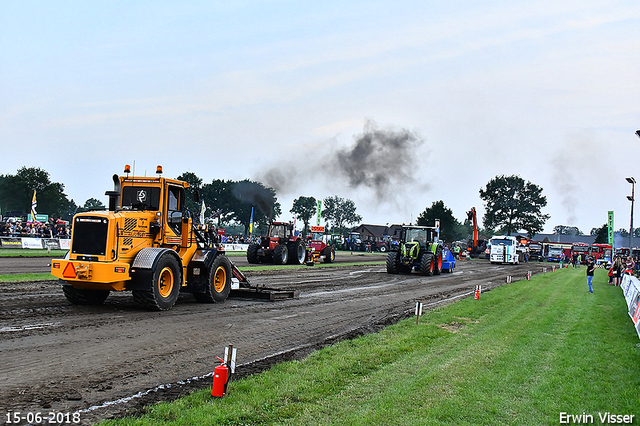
<box><xmin>2</xmin><ymin>1</ymin><xmax>640</xmax><ymax>234</ymax></box>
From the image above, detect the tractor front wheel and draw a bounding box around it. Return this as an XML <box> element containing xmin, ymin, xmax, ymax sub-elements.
<box><xmin>322</xmin><ymin>246</ymin><xmax>335</xmax><ymax>263</ymax></box>
<box><xmin>434</xmin><ymin>249</ymin><xmax>443</xmax><ymax>275</ymax></box>
<box><xmin>420</xmin><ymin>253</ymin><xmax>435</xmax><ymax>276</ymax></box>
<box><xmin>247</xmin><ymin>243</ymin><xmax>260</xmax><ymax>264</ymax></box>
<box><xmin>272</xmin><ymin>244</ymin><xmax>289</xmax><ymax>265</ymax></box>
<box><xmin>288</xmin><ymin>240</ymin><xmax>306</xmax><ymax>265</ymax></box>
<box><xmin>386</xmin><ymin>251</ymin><xmax>400</xmax><ymax>274</ymax></box>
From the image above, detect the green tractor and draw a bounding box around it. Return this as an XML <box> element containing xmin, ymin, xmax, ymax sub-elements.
<box><xmin>386</xmin><ymin>222</ymin><xmax>443</xmax><ymax>275</ymax></box>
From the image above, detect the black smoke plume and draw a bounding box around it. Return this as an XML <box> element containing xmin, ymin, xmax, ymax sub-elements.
<box><xmin>231</xmin><ymin>181</ymin><xmax>275</xmax><ymax>218</ymax></box>
<box><xmin>333</xmin><ymin>120</ymin><xmax>424</xmax><ymax>199</ymax></box>
<box><xmin>256</xmin><ymin>119</ymin><xmax>426</xmax><ymax>203</ymax></box>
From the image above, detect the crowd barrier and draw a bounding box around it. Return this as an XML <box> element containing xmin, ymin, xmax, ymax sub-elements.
<box><xmin>0</xmin><ymin>236</ymin><xmax>70</xmax><ymax>250</ymax></box>
<box><xmin>222</xmin><ymin>243</ymin><xmax>249</xmax><ymax>251</ymax></box>
<box><xmin>620</xmin><ymin>274</ymin><xmax>640</xmax><ymax>340</ymax></box>
<box><xmin>0</xmin><ymin>237</ymin><xmax>248</xmax><ymax>254</ymax></box>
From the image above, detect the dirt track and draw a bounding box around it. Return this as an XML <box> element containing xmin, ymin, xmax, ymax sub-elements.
<box><xmin>0</xmin><ymin>254</ymin><xmax>548</xmax><ymax>425</ymax></box>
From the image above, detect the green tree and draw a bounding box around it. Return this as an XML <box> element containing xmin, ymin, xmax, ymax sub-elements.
<box><xmin>77</xmin><ymin>198</ymin><xmax>106</xmax><ymax>212</ymax></box>
<box><xmin>553</xmin><ymin>225</ymin><xmax>583</xmax><ymax>235</ymax></box>
<box><xmin>290</xmin><ymin>196</ymin><xmax>317</xmax><ymax>236</ymax></box>
<box><xmin>591</xmin><ymin>224</ymin><xmax>608</xmax><ymax>244</ymax></box>
<box><xmin>176</xmin><ymin>171</ymin><xmax>203</xmax><ymax>216</ymax></box>
<box><xmin>201</xmin><ymin>179</ymin><xmax>235</xmax><ymax>225</ymax></box>
<box><xmin>416</xmin><ymin>200</ymin><xmax>464</xmax><ymax>243</ymax></box>
<box><xmin>0</xmin><ymin>167</ymin><xmax>73</xmax><ymax>219</ymax></box>
<box><xmin>479</xmin><ymin>175</ymin><xmax>549</xmax><ymax>238</ymax></box>
<box><xmin>321</xmin><ymin>196</ymin><xmax>362</xmax><ymax>234</ymax></box>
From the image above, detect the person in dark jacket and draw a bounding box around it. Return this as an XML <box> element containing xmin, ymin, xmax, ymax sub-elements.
<box><xmin>586</xmin><ymin>256</ymin><xmax>596</xmax><ymax>293</ymax></box>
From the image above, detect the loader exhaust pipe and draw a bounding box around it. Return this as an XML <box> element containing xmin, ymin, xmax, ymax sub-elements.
<box><xmin>105</xmin><ymin>174</ymin><xmax>121</xmax><ymax>211</ymax></box>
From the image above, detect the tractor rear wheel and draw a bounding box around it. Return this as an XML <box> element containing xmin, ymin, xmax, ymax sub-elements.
<box><xmin>133</xmin><ymin>253</ymin><xmax>181</xmax><ymax>311</ymax></box>
<box><xmin>246</xmin><ymin>243</ymin><xmax>260</xmax><ymax>264</ymax></box>
<box><xmin>288</xmin><ymin>240</ymin><xmax>306</xmax><ymax>265</ymax></box>
<box><xmin>272</xmin><ymin>244</ymin><xmax>289</xmax><ymax>265</ymax></box>
<box><xmin>322</xmin><ymin>246</ymin><xmax>335</xmax><ymax>263</ymax></box>
<box><xmin>420</xmin><ymin>253</ymin><xmax>435</xmax><ymax>276</ymax></box>
<box><xmin>62</xmin><ymin>284</ymin><xmax>110</xmax><ymax>305</ymax></box>
<box><xmin>194</xmin><ymin>255</ymin><xmax>231</xmax><ymax>303</ymax></box>
<box><xmin>386</xmin><ymin>251</ymin><xmax>400</xmax><ymax>274</ymax></box>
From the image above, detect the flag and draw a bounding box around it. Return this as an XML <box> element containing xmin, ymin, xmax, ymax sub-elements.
<box><xmin>199</xmin><ymin>200</ymin><xmax>206</xmax><ymax>225</ymax></box>
<box><xmin>31</xmin><ymin>190</ymin><xmax>38</xmax><ymax>222</ymax></box>
<box><xmin>249</xmin><ymin>207</ymin><xmax>254</xmax><ymax>235</ymax></box>
<box><xmin>316</xmin><ymin>199</ymin><xmax>322</xmax><ymax>225</ymax></box>
<box><xmin>608</xmin><ymin>211</ymin><xmax>614</xmax><ymax>247</ymax></box>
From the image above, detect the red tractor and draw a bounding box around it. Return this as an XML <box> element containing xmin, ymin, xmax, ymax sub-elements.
<box><xmin>305</xmin><ymin>226</ymin><xmax>336</xmax><ymax>264</ymax></box>
<box><xmin>247</xmin><ymin>221</ymin><xmax>307</xmax><ymax>265</ymax></box>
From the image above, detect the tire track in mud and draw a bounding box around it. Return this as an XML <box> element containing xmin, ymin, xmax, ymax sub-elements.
<box><xmin>0</xmin><ymin>260</ymin><xmax>547</xmax><ymax>425</ymax></box>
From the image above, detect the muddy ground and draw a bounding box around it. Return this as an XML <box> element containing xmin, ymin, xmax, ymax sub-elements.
<box><xmin>0</xmin><ymin>254</ymin><xmax>548</xmax><ymax>425</ymax></box>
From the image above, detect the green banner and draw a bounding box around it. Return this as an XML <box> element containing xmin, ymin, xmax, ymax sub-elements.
<box><xmin>316</xmin><ymin>200</ymin><xmax>322</xmax><ymax>225</ymax></box>
<box><xmin>608</xmin><ymin>211</ymin><xmax>614</xmax><ymax>246</ymax></box>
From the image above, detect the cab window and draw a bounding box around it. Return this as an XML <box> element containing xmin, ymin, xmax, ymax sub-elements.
<box><xmin>167</xmin><ymin>186</ymin><xmax>184</xmax><ymax>235</ymax></box>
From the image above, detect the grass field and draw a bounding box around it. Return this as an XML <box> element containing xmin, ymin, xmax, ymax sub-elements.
<box><xmin>0</xmin><ymin>248</ymin><xmax>67</xmax><ymax>257</ymax></box>
<box><xmin>98</xmin><ymin>267</ymin><xmax>640</xmax><ymax>426</ymax></box>
<box><xmin>0</xmin><ymin>249</ymin><xmax>385</xmax><ymax>281</ymax></box>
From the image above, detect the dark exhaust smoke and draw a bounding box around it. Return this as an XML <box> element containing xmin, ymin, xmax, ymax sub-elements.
<box><xmin>334</xmin><ymin>120</ymin><xmax>424</xmax><ymax>199</ymax></box>
<box><xmin>231</xmin><ymin>181</ymin><xmax>275</xmax><ymax>219</ymax></box>
<box><xmin>256</xmin><ymin>120</ymin><xmax>427</xmax><ymax>203</ymax></box>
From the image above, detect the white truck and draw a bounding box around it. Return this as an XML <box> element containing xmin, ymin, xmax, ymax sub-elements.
<box><xmin>489</xmin><ymin>236</ymin><xmax>519</xmax><ymax>264</ymax></box>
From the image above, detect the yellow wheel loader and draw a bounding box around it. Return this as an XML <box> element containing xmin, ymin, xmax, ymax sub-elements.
<box><xmin>51</xmin><ymin>165</ymin><xmax>295</xmax><ymax>310</ymax></box>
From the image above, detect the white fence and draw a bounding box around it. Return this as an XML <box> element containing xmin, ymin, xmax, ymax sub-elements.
<box><xmin>620</xmin><ymin>274</ymin><xmax>640</xmax><ymax>340</ymax></box>
<box><xmin>0</xmin><ymin>237</ymin><xmax>247</xmax><ymax>253</ymax></box>
<box><xmin>0</xmin><ymin>237</ymin><xmax>70</xmax><ymax>250</ymax></box>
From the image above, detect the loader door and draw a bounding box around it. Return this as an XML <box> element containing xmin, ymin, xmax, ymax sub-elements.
<box><xmin>166</xmin><ymin>185</ymin><xmax>185</xmax><ymax>236</ymax></box>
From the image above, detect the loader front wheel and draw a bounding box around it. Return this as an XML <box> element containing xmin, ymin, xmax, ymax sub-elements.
<box><xmin>133</xmin><ymin>254</ymin><xmax>181</xmax><ymax>311</ymax></box>
<box><xmin>62</xmin><ymin>284</ymin><xmax>110</xmax><ymax>305</ymax></box>
<box><xmin>194</xmin><ymin>256</ymin><xmax>231</xmax><ymax>303</ymax></box>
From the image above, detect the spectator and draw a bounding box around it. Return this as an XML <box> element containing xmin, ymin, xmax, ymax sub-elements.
<box><xmin>586</xmin><ymin>256</ymin><xmax>595</xmax><ymax>293</ymax></box>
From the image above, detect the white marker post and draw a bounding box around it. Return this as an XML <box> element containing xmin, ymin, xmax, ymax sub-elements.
<box><xmin>415</xmin><ymin>301</ymin><xmax>423</xmax><ymax>324</ymax></box>
<box><xmin>224</xmin><ymin>345</ymin><xmax>237</xmax><ymax>374</ymax></box>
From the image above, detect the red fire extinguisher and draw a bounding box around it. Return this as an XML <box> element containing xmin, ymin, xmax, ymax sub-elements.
<box><xmin>212</xmin><ymin>357</ymin><xmax>229</xmax><ymax>398</ymax></box>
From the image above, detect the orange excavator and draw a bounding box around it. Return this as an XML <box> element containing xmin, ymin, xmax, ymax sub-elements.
<box><xmin>466</xmin><ymin>207</ymin><xmax>481</xmax><ymax>258</ymax></box>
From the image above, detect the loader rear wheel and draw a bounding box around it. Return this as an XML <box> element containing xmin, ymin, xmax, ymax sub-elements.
<box><xmin>62</xmin><ymin>284</ymin><xmax>110</xmax><ymax>305</ymax></box>
<box><xmin>133</xmin><ymin>254</ymin><xmax>181</xmax><ymax>311</ymax></box>
<box><xmin>420</xmin><ymin>253</ymin><xmax>435</xmax><ymax>276</ymax></box>
<box><xmin>322</xmin><ymin>246</ymin><xmax>335</xmax><ymax>263</ymax></box>
<box><xmin>272</xmin><ymin>244</ymin><xmax>288</xmax><ymax>265</ymax></box>
<box><xmin>194</xmin><ymin>256</ymin><xmax>231</xmax><ymax>303</ymax></box>
<box><xmin>386</xmin><ymin>251</ymin><xmax>399</xmax><ymax>274</ymax></box>
<box><xmin>288</xmin><ymin>240</ymin><xmax>306</xmax><ymax>265</ymax></box>
<box><xmin>247</xmin><ymin>243</ymin><xmax>260</xmax><ymax>264</ymax></box>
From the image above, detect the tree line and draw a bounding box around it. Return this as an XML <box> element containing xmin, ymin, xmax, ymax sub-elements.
<box><xmin>1</xmin><ymin>167</ymin><xmax>562</xmax><ymax>241</ymax></box>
